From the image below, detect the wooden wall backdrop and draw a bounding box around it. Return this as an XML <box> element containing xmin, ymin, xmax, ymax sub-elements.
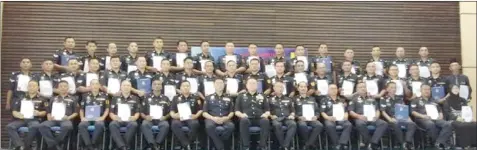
<box><xmin>1</xmin><ymin>1</ymin><xmax>460</xmax><ymax>146</ymax></box>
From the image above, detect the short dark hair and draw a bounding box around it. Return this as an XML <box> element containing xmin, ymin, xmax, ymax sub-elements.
<box><xmin>20</xmin><ymin>58</ymin><xmax>31</xmax><ymax>62</ymax></box>
<box><xmin>85</xmin><ymin>40</ymin><xmax>97</xmax><ymax>46</ymax></box>
<box><xmin>43</xmin><ymin>59</ymin><xmax>54</xmax><ymax>63</ymax></box>
<box><xmin>214</xmin><ymin>78</ymin><xmax>224</xmax><ymax>83</ymax></box>
<box><xmin>200</xmin><ymin>40</ymin><xmax>209</xmax><ymax>46</ymax></box>
<box><xmin>249</xmin><ymin>58</ymin><xmax>260</xmax><ymax>64</ymax></box>
<box><xmin>248</xmin><ymin>43</ymin><xmax>257</xmax><ymax>47</ymax></box>
<box><xmin>225</xmin><ymin>41</ymin><xmax>234</xmax><ymax>45</ymax></box>
<box><xmin>318</xmin><ymin>43</ymin><xmax>327</xmax><ymax>47</ymax></box>
<box><xmin>275</xmin><ymin>61</ymin><xmax>285</xmax><ymax>66</ymax></box>
<box><xmin>245</xmin><ymin>77</ymin><xmax>257</xmax><ymax>84</ymax></box>
<box><xmin>177</xmin><ymin>40</ymin><xmax>188</xmax><ymax>46</ymax></box>
<box><xmin>409</xmin><ymin>64</ymin><xmax>419</xmax><ymax>68</ymax></box>
<box><xmin>110</xmin><ymin>55</ymin><xmax>121</xmax><ymax>60</ymax></box>
<box><xmin>154</xmin><ymin>36</ymin><xmax>164</xmax><ymax>41</ymax></box>
<box><xmin>161</xmin><ymin>59</ymin><xmax>171</xmax><ymax>63</ymax></box>
<box><xmin>372</xmin><ymin>45</ymin><xmax>380</xmax><ymax>48</ymax></box>
<box><xmin>64</xmin><ymin>36</ymin><xmax>74</xmax><ymax>42</ymax></box>
<box><xmin>295</xmin><ymin>45</ymin><xmax>305</xmax><ymax>48</ymax></box>
<box><xmin>183</xmin><ymin>56</ymin><xmax>194</xmax><ymax>63</ymax></box>
<box><xmin>89</xmin><ymin>58</ymin><xmax>100</xmax><ymax>63</ymax></box>
<box><xmin>58</xmin><ymin>80</ymin><xmax>69</xmax><ymax>86</ymax></box>
<box><xmin>226</xmin><ymin>60</ymin><xmax>236</xmax><ymax>65</ymax></box>
<box><xmin>385</xmin><ymin>82</ymin><xmax>396</xmax><ymax>88</ymax></box>
<box><xmin>275</xmin><ymin>43</ymin><xmax>284</xmax><ymax>47</ymax></box>
<box><xmin>295</xmin><ymin>60</ymin><xmax>305</xmax><ymax>65</ymax></box>
<box><xmin>341</xmin><ymin>60</ymin><xmax>352</xmax><ymax>66</ymax></box>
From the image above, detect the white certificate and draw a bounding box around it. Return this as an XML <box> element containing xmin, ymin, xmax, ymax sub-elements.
<box><xmin>351</xmin><ymin>66</ymin><xmax>356</xmax><ymax>74</ymax></box>
<box><xmin>225</xmin><ymin>55</ymin><xmax>237</xmax><ymax>64</ymax></box>
<box><xmin>461</xmin><ymin>106</ymin><xmax>473</xmax><ymax>122</ymax></box>
<box><xmin>127</xmin><ymin>65</ymin><xmax>137</xmax><ymax>74</ymax></box>
<box><xmin>424</xmin><ymin>104</ymin><xmax>439</xmax><ymax>120</ymax></box>
<box><xmin>397</xmin><ymin>64</ymin><xmax>407</xmax><ymax>78</ymax></box>
<box><xmin>226</xmin><ymin>78</ymin><xmax>239</xmax><ymax>95</ymax></box>
<box><xmin>419</xmin><ymin>66</ymin><xmax>430</xmax><ymax>78</ymax></box>
<box><xmin>294</xmin><ymin>73</ymin><xmax>308</xmax><ymax>84</ymax></box>
<box><xmin>365</xmin><ymin>80</ymin><xmax>379</xmax><ymax>96</ymax></box>
<box><xmin>374</xmin><ymin>62</ymin><xmax>384</xmax><ymax>76</ymax></box>
<box><xmin>20</xmin><ymin>100</ymin><xmax>34</xmax><ymax>119</ymax></box>
<box><xmin>164</xmin><ymin>85</ymin><xmax>176</xmax><ymax>101</ymax></box>
<box><xmin>392</xmin><ymin>80</ymin><xmax>404</xmax><ymax>95</ymax></box>
<box><xmin>107</xmin><ymin>78</ymin><xmax>120</xmax><ymax>94</ymax></box>
<box><xmin>204</xmin><ymin>81</ymin><xmax>215</xmax><ymax>96</ymax></box>
<box><xmin>317</xmin><ymin>80</ymin><xmax>329</xmax><ymax>95</ymax></box>
<box><xmin>178</xmin><ymin>102</ymin><xmax>192</xmax><ymax>121</ymax></box>
<box><xmin>117</xmin><ymin>103</ymin><xmax>131</xmax><ymax>121</ymax></box>
<box><xmin>265</xmin><ymin>65</ymin><xmax>276</xmax><ymax>77</ymax></box>
<box><xmin>332</xmin><ymin>103</ymin><xmax>345</xmax><ymax>121</ymax></box>
<box><xmin>86</xmin><ymin>73</ymin><xmax>99</xmax><ymax>87</ymax></box>
<box><xmin>150</xmin><ymin>105</ymin><xmax>163</xmax><ymax>119</ymax></box>
<box><xmin>200</xmin><ymin>60</ymin><xmax>208</xmax><ymax>72</ymax></box>
<box><xmin>296</xmin><ymin>56</ymin><xmax>309</xmax><ymax>71</ymax></box>
<box><xmin>176</xmin><ymin>53</ymin><xmax>187</xmax><ymax>68</ymax></box>
<box><xmin>17</xmin><ymin>75</ymin><xmax>31</xmax><ymax>92</ymax></box>
<box><xmin>186</xmin><ymin>78</ymin><xmax>199</xmax><ymax>93</ymax></box>
<box><xmin>363</xmin><ymin>104</ymin><xmax>376</xmax><ymax>121</ymax></box>
<box><xmin>52</xmin><ymin>102</ymin><xmax>66</xmax><ymax>120</ymax></box>
<box><xmin>342</xmin><ymin>80</ymin><xmax>354</xmax><ymax>95</ymax></box>
<box><xmin>61</xmin><ymin>77</ymin><xmax>76</xmax><ymax>94</ymax></box>
<box><xmin>411</xmin><ymin>81</ymin><xmax>422</xmax><ymax>97</ymax></box>
<box><xmin>459</xmin><ymin>85</ymin><xmax>470</xmax><ymax>100</ymax></box>
<box><xmin>105</xmin><ymin>56</ymin><xmax>111</xmax><ymax>70</ymax></box>
<box><xmin>83</xmin><ymin>59</ymin><xmax>90</xmax><ymax>73</ymax></box>
<box><xmin>302</xmin><ymin>104</ymin><xmax>315</xmax><ymax>121</ymax></box>
<box><xmin>153</xmin><ymin>56</ymin><xmax>164</xmax><ymax>71</ymax></box>
<box><xmin>39</xmin><ymin>80</ymin><xmax>53</xmax><ymax>98</ymax></box>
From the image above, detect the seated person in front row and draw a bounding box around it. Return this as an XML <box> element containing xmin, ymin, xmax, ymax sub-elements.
<box><xmin>348</xmin><ymin>82</ymin><xmax>388</xmax><ymax>150</ymax></box>
<box><xmin>7</xmin><ymin>80</ymin><xmax>47</xmax><ymax>150</ymax></box>
<box><xmin>203</xmin><ymin>78</ymin><xmax>235</xmax><ymax>150</ymax></box>
<box><xmin>321</xmin><ymin>84</ymin><xmax>352</xmax><ymax>150</ymax></box>
<box><xmin>410</xmin><ymin>84</ymin><xmax>452</xmax><ymax>149</ymax></box>
<box><xmin>108</xmin><ymin>80</ymin><xmax>140</xmax><ymax>150</ymax></box>
<box><xmin>294</xmin><ymin>81</ymin><xmax>322</xmax><ymax>150</ymax></box>
<box><xmin>39</xmin><ymin>80</ymin><xmax>78</xmax><ymax>150</ymax></box>
<box><xmin>269</xmin><ymin>81</ymin><xmax>296</xmax><ymax>150</ymax></box>
<box><xmin>235</xmin><ymin>78</ymin><xmax>270</xmax><ymax>150</ymax></box>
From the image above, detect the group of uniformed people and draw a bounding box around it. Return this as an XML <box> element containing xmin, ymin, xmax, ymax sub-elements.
<box><xmin>5</xmin><ymin>36</ymin><xmax>477</xmax><ymax>150</ymax></box>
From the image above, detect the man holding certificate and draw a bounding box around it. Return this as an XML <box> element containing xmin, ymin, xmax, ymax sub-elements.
<box><xmin>337</xmin><ymin>61</ymin><xmax>359</xmax><ymax>99</ymax></box>
<box><xmin>265</xmin><ymin>61</ymin><xmax>294</xmax><ymax>97</ymax></box>
<box><xmin>243</xmin><ymin>58</ymin><xmax>268</xmax><ymax>94</ymax></box>
<box><xmin>152</xmin><ymin>59</ymin><xmax>177</xmax><ymax>99</ymax></box>
<box><xmin>321</xmin><ymin>84</ymin><xmax>352</xmax><ymax>150</ymax></box>
<box><xmin>6</xmin><ymin>58</ymin><xmax>33</xmax><ymax>110</ymax></box>
<box><xmin>203</xmin><ymin>78</ymin><xmax>235</xmax><ymax>150</ymax></box>
<box><xmin>410</xmin><ymin>84</ymin><xmax>452</xmax><ymax>149</ymax></box>
<box><xmin>243</xmin><ymin>44</ymin><xmax>266</xmax><ymax>74</ymax></box>
<box><xmin>427</xmin><ymin>62</ymin><xmax>448</xmax><ymax>102</ymax></box>
<box><xmin>170</xmin><ymin>81</ymin><xmax>202</xmax><ymax>150</ymax></box>
<box><xmin>407</xmin><ymin>64</ymin><xmax>429</xmax><ymax>99</ymax></box>
<box><xmin>290</xmin><ymin>45</ymin><xmax>312</xmax><ymax>73</ymax></box>
<box><xmin>145</xmin><ymin>36</ymin><xmax>171</xmax><ymax>73</ymax></box>
<box><xmin>268</xmin><ymin>81</ymin><xmax>296</xmax><ymax>150</ymax></box>
<box><xmin>7</xmin><ymin>80</ymin><xmax>47</xmax><ymax>150</ymax></box>
<box><xmin>99</xmin><ymin>43</ymin><xmax>118</xmax><ymax>71</ymax></box>
<box><xmin>266</xmin><ymin>44</ymin><xmax>293</xmax><ymax>75</ymax></box>
<box><xmin>170</xmin><ymin>40</ymin><xmax>191</xmax><ymax>72</ymax></box>
<box><xmin>380</xmin><ymin>82</ymin><xmax>417</xmax><ymax>150</ymax></box>
<box><xmin>223</xmin><ymin>60</ymin><xmax>244</xmax><ymax>97</ymax></box>
<box><xmin>108</xmin><ymin>80</ymin><xmax>141</xmax><ymax>150</ymax></box>
<box><xmin>32</xmin><ymin>59</ymin><xmax>55</xmax><ymax>98</ymax></box>
<box><xmin>294</xmin><ymin>82</ymin><xmax>322</xmax><ymax>150</ymax></box>
<box><xmin>215</xmin><ymin>41</ymin><xmax>246</xmax><ymax>76</ymax></box>
<box><xmin>291</xmin><ymin>61</ymin><xmax>314</xmax><ymax>97</ymax></box>
<box><xmin>128</xmin><ymin>57</ymin><xmax>154</xmax><ymax>97</ymax></box>
<box><xmin>367</xmin><ymin>46</ymin><xmax>388</xmax><ymax>76</ymax></box>
<box><xmin>235</xmin><ymin>78</ymin><xmax>270</xmax><ymax>150</ymax></box>
<box><xmin>193</xmin><ymin>40</ymin><xmax>215</xmax><ymax>75</ymax></box>
<box><xmin>100</xmin><ymin>55</ymin><xmax>128</xmax><ymax>96</ymax></box>
<box><xmin>198</xmin><ymin>61</ymin><xmax>218</xmax><ymax>98</ymax></box>
<box><xmin>140</xmin><ymin>79</ymin><xmax>171</xmax><ymax>150</ymax></box>
<box><xmin>414</xmin><ymin>47</ymin><xmax>434</xmax><ymax>78</ymax></box>
<box><xmin>39</xmin><ymin>81</ymin><xmax>78</xmax><ymax>150</ymax></box>
<box><xmin>383</xmin><ymin>65</ymin><xmax>410</xmax><ymax>100</ymax></box>
<box><xmin>53</xmin><ymin>59</ymin><xmax>81</xmax><ymax>96</ymax></box>
<box><xmin>361</xmin><ymin>62</ymin><xmax>386</xmax><ymax>99</ymax></box>
<box><xmin>313</xmin><ymin>43</ymin><xmax>334</xmax><ymax>77</ymax></box>
<box><xmin>76</xmin><ymin>58</ymin><xmax>102</xmax><ymax>94</ymax></box>
<box><xmin>337</xmin><ymin>49</ymin><xmax>362</xmax><ymax>76</ymax></box>
<box><xmin>120</xmin><ymin>42</ymin><xmax>139</xmax><ymax>73</ymax></box>
<box><xmin>175</xmin><ymin>57</ymin><xmax>201</xmax><ymax>95</ymax></box>
<box><xmin>446</xmin><ymin>59</ymin><xmax>472</xmax><ymax>102</ymax></box>
<box><xmin>78</xmin><ymin>79</ymin><xmax>109</xmax><ymax>150</ymax></box>
<box><xmin>311</xmin><ymin>63</ymin><xmax>334</xmax><ymax>102</ymax></box>
<box><xmin>391</xmin><ymin>47</ymin><xmax>413</xmax><ymax>79</ymax></box>
<box><xmin>348</xmin><ymin>83</ymin><xmax>388</xmax><ymax>150</ymax></box>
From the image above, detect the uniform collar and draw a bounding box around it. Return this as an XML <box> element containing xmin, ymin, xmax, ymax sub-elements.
<box><xmin>63</xmin><ymin>49</ymin><xmax>74</xmax><ymax>54</ymax></box>
<box><xmin>366</xmin><ymin>74</ymin><xmax>377</xmax><ymax>78</ymax></box>
<box><xmin>247</xmin><ymin>92</ymin><xmax>258</xmax><ymax>96</ymax></box>
<box><xmin>200</xmin><ymin>52</ymin><xmax>211</xmax><ymax>58</ymax></box>
<box><xmin>25</xmin><ymin>93</ymin><xmax>39</xmax><ymax>99</ymax></box>
<box><xmin>395</xmin><ymin>58</ymin><xmax>407</xmax><ymax>62</ymax></box>
<box><xmin>85</xmin><ymin>54</ymin><xmax>97</xmax><ymax>59</ymax></box>
<box><xmin>153</xmin><ymin>49</ymin><xmax>165</xmax><ymax>55</ymax></box>
<box><xmin>275</xmin><ymin>56</ymin><xmax>285</xmax><ymax>60</ymax></box>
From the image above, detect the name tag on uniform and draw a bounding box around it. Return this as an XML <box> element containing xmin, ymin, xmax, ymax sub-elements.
<box><xmin>411</xmin><ymin>81</ymin><xmax>422</xmax><ymax>97</ymax></box>
<box><xmin>107</xmin><ymin>78</ymin><xmax>121</xmax><ymax>94</ymax></box>
<box><xmin>39</xmin><ymin>80</ymin><xmax>53</xmax><ymax>98</ymax></box>
<box><xmin>424</xmin><ymin>104</ymin><xmax>439</xmax><ymax>120</ymax></box>
<box><xmin>52</xmin><ymin>102</ymin><xmax>66</xmax><ymax>120</ymax></box>
<box><xmin>20</xmin><ymin>100</ymin><xmax>34</xmax><ymax>119</ymax></box>
<box><xmin>397</xmin><ymin>64</ymin><xmax>407</xmax><ymax>78</ymax></box>
<box><xmin>342</xmin><ymin>80</ymin><xmax>354</xmax><ymax>95</ymax></box>
<box><xmin>186</xmin><ymin>78</ymin><xmax>199</xmax><ymax>94</ymax></box>
<box><xmin>118</xmin><ymin>103</ymin><xmax>131</xmax><ymax>121</ymax></box>
<box><xmin>86</xmin><ymin>73</ymin><xmax>99</xmax><ymax>87</ymax></box>
<box><xmin>419</xmin><ymin>66</ymin><xmax>430</xmax><ymax>78</ymax></box>
<box><xmin>178</xmin><ymin>102</ymin><xmax>192</xmax><ymax>121</ymax></box>
<box><xmin>150</xmin><ymin>105</ymin><xmax>163</xmax><ymax>119</ymax></box>
<box><xmin>176</xmin><ymin>53</ymin><xmax>187</xmax><ymax>68</ymax></box>
<box><xmin>302</xmin><ymin>104</ymin><xmax>315</xmax><ymax>121</ymax></box>
<box><xmin>204</xmin><ymin>81</ymin><xmax>215</xmax><ymax>96</ymax></box>
<box><xmin>226</xmin><ymin>78</ymin><xmax>239</xmax><ymax>95</ymax></box>
<box><xmin>395</xmin><ymin>104</ymin><xmax>409</xmax><ymax>121</ymax></box>
<box><xmin>317</xmin><ymin>80</ymin><xmax>328</xmax><ymax>95</ymax></box>
<box><xmin>85</xmin><ymin>105</ymin><xmax>101</xmax><ymax>121</ymax></box>
<box><xmin>332</xmin><ymin>104</ymin><xmax>344</xmax><ymax>121</ymax></box>
<box><xmin>363</xmin><ymin>104</ymin><xmax>376</xmax><ymax>121</ymax></box>
<box><xmin>127</xmin><ymin>65</ymin><xmax>137</xmax><ymax>74</ymax></box>
<box><xmin>164</xmin><ymin>85</ymin><xmax>176</xmax><ymax>101</ymax></box>
<box><xmin>17</xmin><ymin>75</ymin><xmax>30</xmax><ymax>92</ymax></box>
<box><xmin>138</xmin><ymin>78</ymin><xmax>152</xmax><ymax>94</ymax></box>
<box><xmin>153</xmin><ymin>56</ymin><xmax>164</xmax><ymax>71</ymax></box>
<box><xmin>459</xmin><ymin>85</ymin><xmax>470</xmax><ymax>100</ymax></box>
<box><xmin>265</xmin><ymin>65</ymin><xmax>276</xmax><ymax>77</ymax></box>
<box><xmin>61</xmin><ymin>77</ymin><xmax>76</xmax><ymax>94</ymax></box>
<box><xmin>432</xmin><ymin>86</ymin><xmax>445</xmax><ymax>100</ymax></box>
<box><xmin>461</xmin><ymin>106</ymin><xmax>473</xmax><ymax>122</ymax></box>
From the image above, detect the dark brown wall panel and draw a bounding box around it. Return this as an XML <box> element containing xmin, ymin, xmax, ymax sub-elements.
<box><xmin>0</xmin><ymin>2</ymin><xmax>460</xmax><ymax>146</ymax></box>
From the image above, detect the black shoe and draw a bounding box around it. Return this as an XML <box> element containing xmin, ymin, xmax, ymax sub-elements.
<box><xmin>334</xmin><ymin>145</ymin><xmax>341</xmax><ymax>150</ymax></box>
<box><xmin>55</xmin><ymin>144</ymin><xmax>63</xmax><ymax>150</ymax></box>
<box><xmin>404</xmin><ymin>142</ymin><xmax>415</xmax><ymax>150</ymax></box>
<box><xmin>371</xmin><ymin>143</ymin><xmax>380</xmax><ymax>150</ymax></box>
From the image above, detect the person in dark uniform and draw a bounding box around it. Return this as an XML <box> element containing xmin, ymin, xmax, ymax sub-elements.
<box><xmin>140</xmin><ymin>79</ymin><xmax>171</xmax><ymax>150</ymax></box>
<box><xmin>348</xmin><ymin>82</ymin><xmax>388</xmax><ymax>150</ymax></box>
<box><xmin>52</xmin><ymin>37</ymin><xmax>78</xmax><ymax>72</ymax></box>
<box><xmin>53</xmin><ymin>59</ymin><xmax>81</xmax><ymax>96</ymax></box>
<box><xmin>175</xmin><ymin>57</ymin><xmax>201</xmax><ymax>96</ymax></box>
<box><xmin>33</xmin><ymin>59</ymin><xmax>56</xmax><ymax>98</ymax></box>
<box><xmin>243</xmin><ymin>44</ymin><xmax>265</xmax><ymax>74</ymax></box>
<box><xmin>290</xmin><ymin>61</ymin><xmax>314</xmax><ymax>97</ymax></box>
<box><xmin>6</xmin><ymin>58</ymin><xmax>33</xmax><ymax>110</ymax></box>
<box><xmin>235</xmin><ymin>78</ymin><xmax>270</xmax><ymax>150</ymax></box>
<box><xmin>414</xmin><ymin>47</ymin><xmax>435</xmax><ymax>78</ymax></box>
<box><xmin>223</xmin><ymin>60</ymin><xmax>244</xmax><ymax>97</ymax></box>
<box><xmin>170</xmin><ymin>81</ymin><xmax>203</xmax><ymax>150</ymax></box>
<box><xmin>145</xmin><ymin>36</ymin><xmax>172</xmax><ymax>73</ymax></box>
<box><xmin>380</xmin><ymin>82</ymin><xmax>416</xmax><ymax>150</ymax></box>
<box><xmin>321</xmin><ymin>84</ymin><xmax>352</xmax><ymax>150</ymax></box>
<box><xmin>265</xmin><ymin>61</ymin><xmax>294</xmax><ymax>97</ymax></box>
<box><xmin>407</xmin><ymin>64</ymin><xmax>429</xmax><ymax>99</ymax></box>
<box><xmin>108</xmin><ymin>80</ymin><xmax>141</xmax><ymax>150</ymax></box>
<box><xmin>312</xmin><ymin>43</ymin><xmax>335</xmax><ymax>78</ymax></box>
<box><xmin>193</xmin><ymin>40</ymin><xmax>215</xmax><ymax>75</ymax></box>
<box><xmin>311</xmin><ymin>63</ymin><xmax>334</xmax><ymax>103</ymax></box>
<box><xmin>152</xmin><ymin>59</ymin><xmax>177</xmax><ymax>100</ymax></box>
<box><xmin>121</xmin><ymin>42</ymin><xmax>140</xmax><ymax>73</ymax></box>
<box><xmin>428</xmin><ymin>62</ymin><xmax>448</xmax><ymax>103</ymax></box>
<box><xmin>7</xmin><ymin>80</ymin><xmax>47</xmax><ymax>150</ymax></box>
<box><xmin>77</xmin><ymin>58</ymin><xmax>103</xmax><ymax>94</ymax></box>
<box><xmin>446</xmin><ymin>59</ymin><xmax>473</xmax><ymax>102</ymax></box>
<box><xmin>361</xmin><ymin>62</ymin><xmax>386</xmax><ymax>99</ymax></box>
<box><xmin>99</xmin><ymin>42</ymin><xmax>118</xmax><ymax>71</ymax></box>
<box><xmin>391</xmin><ymin>47</ymin><xmax>413</xmax><ymax>79</ymax></box>
<box><xmin>170</xmin><ymin>40</ymin><xmax>191</xmax><ymax>73</ymax></box>
<box><xmin>128</xmin><ymin>57</ymin><xmax>155</xmax><ymax>97</ymax></box>
<box><xmin>78</xmin><ymin>79</ymin><xmax>109</xmax><ymax>150</ymax></box>
<box><xmin>39</xmin><ymin>80</ymin><xmax>79</xmax><ymax>150</ymax></box>
<box><xmin>294</xmin><ymin>81</ymin><xmax>322</xmax><ymax>150</ymax></box>
<box><xmin>216</xmin><ymin>41</ymin><xmax>246</xmax><ymax>76</ymax></box>
<box><xmin>383</xmin><ymin>65</ymin><xmax>411</xmax><ymax>101</ymax></box>
<box><xmin>337</xmin><ymin>61</ymin><xmax>359</xmax><ymax>100</ymax></box>
<box><xmin>243</xmin><ymin>58</ymin><xmax>268</xmax><ymax>94</ymax></box>
<box><xmin>198</xmin><ymin>60</ymin><xmax>218</xmax><ymax>98</ymax></box>
<box><xmin>266</xmin><ymin>43</ymin><xmax>292</xmax><ymax>75</ymax></box>
<box><xmin>290</xmin><ymin>45</ymin><xmax>313</xmax><ymax>74</ymax></box>
<box><xmin>78</xmin><ymin>40</ymin><xmax>99</xmax><ymax>72</ymax></box>
<box><xmin>337</xmin><ymin>48</ymin><xmax>362</xmax><ymax>76</ymax></box>
<box><xmin>100</xmin><ymin>55</ymin><xmax>128</xmax><ymax>96</ymax></box>
<box><xmin>203</xmin><ymin>78</ymin><xmax>235</xmax><ymax>150</ymax></box>
<box><xmin>269</xmin><ymin>81</ymin><xmax>296</xmax><ymax>150</ymax></box>
<box><xmin>410</xmin><ymin>84</ymin><xmax>452</xmax><ymax>149</ymax></box>
<box><xmin>442</xmin><ymin>85</ymin><xmax>477</xmax><ymax>148</ymax></box>
<box><xmin>367</xmin><ymin>46</ymin><xmax>388</xmax><ymax>76</ymax></box>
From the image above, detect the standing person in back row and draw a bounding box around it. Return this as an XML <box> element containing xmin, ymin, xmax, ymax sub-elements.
<box><xmin>170</xmin><ymin>40</ymin><xmax>191</xmax><ymax>73</ymax></box>
<box><xmin>391</xmin><ymin>47</ymin><xmax>413</xmax><ymax>79</ymax></box>
<box><xmin>216</xmin><ymin>41</ymin><xmax>246</xmax><ymax>76</ymax></box>
<box><xmin>313</xmin><ymin>43</ymin><xmax>334</xmax><ymax>77</ymax></box>
<box><xmin>337</xmin><ymin>48</ymin><xmax>361</xmax><ymax>76</ymax></box>
<box><xmin>414</xmin><ymin>46</ymin><xmax>434</xmax><ymax>78</ymax></box>
<box><xmin>6</xmin><ymin>58</ymin><xmax>33</xmax><ymax>110</ymax></box>
<box><xmin>78</xmin><ymin>40</ymin><xmax>99</xmax><ymax>73</ymax></box>
<box><xmin>121</xmin><ymin>42</ymin><xmax>140</xmax><ymax>74</ymax></box>
<box><xmin>53</xmin><ymin>37</ymin><xmax>78</xmax><ymax>72</ymax></box>
<box><xmin>367</xmin><ymin>46</ymin><xmax>388</xmax><ymax>76</ymax></box>
<box><xmin>99</xmin><ymin>42</ymin><xmax>118</xmax><ymax>71</ymax></box>
<box><xmin>145</xmin><ymin>36</ymin><xmax>171</xmax><ymax>73</ymax></box>
<box><xmin>267</xmin><ymin>43</ymin><xmax>292</xmax><ymax>75</ymax></box>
